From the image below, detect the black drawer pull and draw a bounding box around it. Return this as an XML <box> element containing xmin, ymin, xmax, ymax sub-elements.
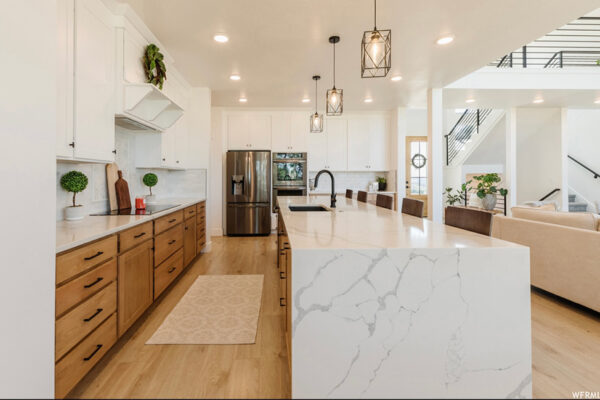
<box><xmin>83</xmin><ymin>344</ymin><xmax>103</xmax><ymax>361</ymax></box>
<box><xmin>279</xmin><ymin>297</ymin><xmax>286</xmax><ymax>307</ymax></box>
<box><xmin>168</xmin><ymin>218</ymin><xmax>177</xmax><ymax>223</ymax></box>
<box><xmin>168</xmin><ymin>239</ymin><xmax>176</xmax><ymax>245</ymax></box>
<box><xmin>189</xmin><ymin>210</ymin><xmax>194</xmax><ymax>214</ymax></box>
<box><xmin>168</xmin><ymin>267</ymin><xmax>176</xmax><ymax>274</ymax></box>
<box><xmin>184</xmin><ymin>226</ymin><xmax>188</xmax><ymax>231</ymax></box>
<box><xmin>134</xmin><ymin>232</ymin><xmax>146</xmax><ymax>239</ymax></box>
<box><xmin>83</xmin><ymin>308</ymin><xmax>103</xmax><ymax>322</ymax></box>
<box><xmin>84</xmin><ymin>251</ymin><xmax>103</xmax><ymax>261</ymax></box>
<box><xmin>280</xmin><ymin>271</ymin><xmax>285</xmax><ymax>279</ymax></box>
<box><xmin>83</xmin><ymin>277</ymin><xmax>103</xmax><ymax>289</ymax></box>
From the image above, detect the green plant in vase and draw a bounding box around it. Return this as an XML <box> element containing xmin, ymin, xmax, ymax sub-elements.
<box><xmin>376</xmin><ymin>176</ymin><xmax>387</xmax><ymax>191</ymax></box>
<box><xmin>445</xmin><ymin>180</ymin><xmax>472</xmax><ymax>206</ymax></box>
<box><xmin>473</xmin><ymin>173</ymin><xmax>508</xmax><ymax>210</ymax></box>
<box><xmin>60</xmin><ymin>171</ymin><xmax>88</xmax><ymax>220</ymax></box>
<box><xmin>143</xmin><ymin>172</ymin><xmax>158</xmax><ymax>203</ymax></box>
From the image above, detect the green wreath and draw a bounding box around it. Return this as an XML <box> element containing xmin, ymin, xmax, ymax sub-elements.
<box><xmin>143</xmin><ymin>44</ymin><xmax>166</xmax><ymax>90</ymax></box>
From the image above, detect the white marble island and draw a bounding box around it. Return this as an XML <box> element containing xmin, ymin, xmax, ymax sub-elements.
<box><xmin>277</xmin><ymin>196</ymin><xmax>532</xmax><ymax>399</ymax></box>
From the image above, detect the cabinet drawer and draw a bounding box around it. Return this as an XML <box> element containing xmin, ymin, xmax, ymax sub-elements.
<box><xmin>155</xmin><ymin>210</ymin><xmax>184</xmax><ymax>235</ymax></box>
<box><xmin>154</xmin><ymin>248</ymin><xmax>184</xmax><ymax>299</ymax></box>
<box><xmin>155</xmin><ymin>224</ymin><xmax>183</xmax><ymax>266</ymax></box>
<box><xmin>56</xmin><ymin>281</ymin><xmax>117</xmax><ymax>360</ymax></box>
<box><xmin>56</xmin><ymin>236</ymin><xmax>117</xmax><ymax>285</ymax></box>
<box><xmin>183</xmin><ymin>219</ymin><xmax>197</xmax><ymax>266</ymax></box>
<box><xmin>119</xmin><ymin>221</ymin><xmax>152</xmax><ymax>252</ymax></box>
<box><xmin>197</xmin><ymin>232</ymin><xmax>206</xmax><ymax>253</ymax></box>
<box><xmin>196</xmin><ymin>201</ymin><xmax>206</xmax><ymax>213</ymax></box>
<box><xmin>56</xmin><ymin>259</ymin><xmax>116</xmax><ymax>317</ymax></box>
<box><xmin>55</xmin><ymin>313</ymin><xmax>117</xmax><ymax>399</ymax></box>
<box><xmin>196</xmin><ymin>212</ymin><xmax>206</xmax><ymax>227</ymax></box>
<box><xmin>183</xmin><ymin>205</ymin><xmax>196</xmax><ymax>220</ymax></box>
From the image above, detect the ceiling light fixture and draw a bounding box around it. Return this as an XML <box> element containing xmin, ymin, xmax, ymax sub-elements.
<box><xmin>391</xmin><ymin>75</ymin><xmax>402</xmax><ymax>81</ymax></box>
<box><xmin>310</xmin><ymin>75</ymin><xmax>324</xmax><ymax>133</ymax></box>
<box><xmin>361</xmin><ymin>0</ymin><xmax>391</xmax><ymax>78</ymax></box>
<box><xmin>229</xmin><ymin>74</ymin><xmax>241</xmax><ymax>81</ymax></box>
<box><xmin>302</xmin><ymin>98</ymin><xmax>310</xmax><ymax>103</ymax></box>
<box><xmin>465</xmin><ymin>98</ymin><xmax>475</xmax><ymax>104</ymax></box>
<box><xmin>533</xmin><ymin>98</ymin><xmax>544</xmax><ymax>104</ymax></box>
<box><xmin>327</xmin><ymin>36</ymin><xmax>343</xmax><ymax>116</ymax></box>
<box><xmin>214</xmin><ymin>34</ymin><xmax>229</xmax><ymax>43</ymax></box>
<box><xmin>364</xmin><ymin>98</ymin><xmax>373</xmax><ymax>103</ymax></box>
<box><xmin>437</xmin><ymin>36</ymin><xmax>454</xmax><ymax>45</ymax></box>
<box><xmin>239</xmin><ymin>97</ymin><xmax>247</xmax><ymax>103</ymax></box>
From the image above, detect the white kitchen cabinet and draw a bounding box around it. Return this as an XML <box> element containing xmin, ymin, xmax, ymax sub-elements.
<box><xmin>290</xmin><ymin>112</ymin><xmax>308</xmax><ymax>152</ymax></box>
<box><xmin>347</xmin><ymin>115</ymin><xmax>390</xmax><ymax>171</ymax></box>
<box><xmin>308</xmin><ymin>118</ymin><xmax>347</xmax><ymax>171</ymax></box>
<box><xmin>368</xmin><ymin>117</ymin><xmax>390</xmax><ymax>171</ymax></box>
<box><xmin>56</xmin><ymin>0</ymin><xmax>75</xmax><ymax>158</ymax></box>
<box><xmin>227</xmin><ymin>113</ymin><xmax>271</xmax><ymax>150</ymax></box>
<box><xmin>271</xmin><ymin>112</ymin><xmax>308</xmax><ymax>152</ymax></box>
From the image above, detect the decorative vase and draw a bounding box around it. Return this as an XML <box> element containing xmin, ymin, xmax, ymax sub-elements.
<box><xmin>64</xmin><ymin>205</ymin><xmax>85</xmax><ymax>221</ymax></box>
<box><xmin>481</xmin><ymin>194</ymin><xmax>497</xmax><ymax>210</ymax></box>
<box><xmin>145</xmin><ymin>194</ymin><xmax>157</xmax><ymax>205</ymax></box>
<box><xmin>378</xmin><ymin>182</ymin><xmax>387</xmax><ymax>191</ymax></box>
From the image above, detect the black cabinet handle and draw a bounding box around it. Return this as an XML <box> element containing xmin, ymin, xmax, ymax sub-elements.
<box><xmin>168</xmin><ymin>239</ymin><xmax>176</xmax><ymax>245</ymax></box>
<box><xmin>280</xmin><ymin>271</ymin><xmax>285</xmax><ymax>279</ymax></box>
<box><xmin>184</xmin><ymin>226</ymin><xmax>188</xmax><ymax>231</ymax></box>
<box><xmin>134</xmin><ymin>232</ymin><xmax>146</xmax><ymax>239</ymax></box>
<box><xmin>112</xmin><ymin>149</ymin><xmax>117</xmax><ymax>154</ymax></box>
<box><xmin>189</xmin><ymin>210</ymin><xmax>194</xmax><ymax>214</ymax></box>
<box><xmin>83</xmin><ymin>308</ymin><xmax>103</xmax><ymax>322</ymax></box>
<box><xmin>168</xmin><ymin>267</ymin><xmax>176</xmax><ymax>274</ymax></box>
<box><xmin>279</xmin><ymin>297</ymin><xmax>286</xmax><ymax>307</ymax></box>
<box><xmin>83</xmin><ymin>344</ymin><xmax>103</xmax><ymax>361</ymax></box>
<box><xmin>84</xmin><ymin>251</ymin><xmax>103</xmax><ymax>261</ymax></box>
<box><xmin>168</xmin><ymin>219</ymin><xmax>176</xmax><ymax>223</ymax></box>
<box><xmin>83</xmin><ymin>277</ymin><xmax>103</xmax><ymax>289</ymax></box>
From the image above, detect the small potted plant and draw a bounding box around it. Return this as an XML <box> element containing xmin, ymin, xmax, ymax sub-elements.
<box><xmin>60</xmin><ymin>171</ymin><xmax>88</xmax><ymax>221</ymax></box>
<box><xmin>143</xmin><ymin>172</ymin><xmax>158</xmax><ymax>203</ymax></box>
<box><xmin>444</xmin><ymin>180</ymin><xmax>471</xmax><ymax>206</ymax></box>
<box><xmin>473</xmin><ymin>173</ymin><xmax>508</xmax><ymax>210</ymax></box>
<box><xmin>376</xmin><ymin>176</ymin><xmax>387</xmax><ymax>191</ymax></box>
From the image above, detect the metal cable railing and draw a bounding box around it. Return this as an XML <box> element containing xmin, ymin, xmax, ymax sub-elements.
<box><xmin>445</xmin><ymin>109</ymin><xmax>492</xmax><ymax>165</ymax></box>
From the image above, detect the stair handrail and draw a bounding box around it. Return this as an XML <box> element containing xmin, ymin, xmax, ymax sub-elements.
<box><xmin>539</xmin><ymin>188</ymin><xmax>560</xmax><ymax>201</ymax></box>
<box><xmin>445</xmin><ymin>108</ymin><xmax>492</xmax><ymax>165</ymax></box>
<box><xmin>568</xmin><ymin>155</ymin><xmax>600</xmax><ymax>179</ymax></box>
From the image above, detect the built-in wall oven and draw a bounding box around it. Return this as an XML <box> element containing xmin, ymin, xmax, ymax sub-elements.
<box><xmin>272</xmin><ymin>152</ymin><xmax>307</xmax><ymax>212</ymax></box>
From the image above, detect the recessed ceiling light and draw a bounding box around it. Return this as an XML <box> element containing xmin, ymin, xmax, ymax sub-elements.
<box><xmin>302</xmin><ymin>98</ymin><xmax>310</xmax><ymax>103</ymax></box>
<box><xmin>533</xmin><ymin>98</ymin><xmax>544</xmax><ymax>104</ymax></box>
<box><xmin>391</xmin><ymin>75</ymin><xmax>402</xmax><ymax>81</ymax></box>
<box><xmin>239</xmin><ymin>97</ymin><xmax>247</xmax><ymax>103</ymax></box>
<box><xmin>364</xmin><ymin>98</ymin><xmax>373</xmax><ymax>103</ymax></box>
<box><xmin>229</xmin><ymin>74</ymin><xmax>241</xmax><ymax>81</ymax></box>
<box><xmin>465</xmin><ymin>99</ymin><xmax>475</xmax><ymax>103</ymax></box>
<box><xmin>214</xmin><ymin>34</ymin><xmax>229</xmax><ymax>43</ymax></box>
<box><xmin>437</xmin><ymin>36</ymin><xmax>454</xmax><ymax>45</ymax></box>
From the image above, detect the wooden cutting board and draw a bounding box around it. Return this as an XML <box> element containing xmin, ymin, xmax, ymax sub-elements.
<box><xmin>115</xmin><ymin>170</ymin><xmax>132</xmax><ymax>210</ymax></box>
<box><xmin>106</xmin><ymin>163</ymin><xmax>120</xmax><ymax>210</ymax></box>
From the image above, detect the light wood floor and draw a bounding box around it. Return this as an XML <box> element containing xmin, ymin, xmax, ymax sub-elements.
<box><xmin>69</xmin><ymin>236</ymin><xmax>599</xmax><ymax>399</ymax></box>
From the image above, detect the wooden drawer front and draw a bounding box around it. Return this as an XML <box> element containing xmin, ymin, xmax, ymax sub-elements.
<box><xmin>155</xmin><ymin>224</ymin><xmax>183</xmax><ymax>266</ymax></box>
<box><xmin>119</xmin><ymin>221</ymin><xmax>153</xmax><ymax>252</ymax></box>
<box><xmin>56</xmin><ymin>236</ymin><xmax>117</xmax><ymax>285</ymax></box>
<box><xmin>154</xmin><ymin>248</ymin><xmax>184</xmax><ymax>299</ymax></box>
<box><xmin>184</xmin><ymin>205</ymin><xmax>196</xmax><ymax>220</ymax></box>
<box><xmin>55</xmin><ymin>313</ymin><xmax>117</xmax><ymax>399</ymax></box>
<box><xmin>155</xmin><ymin>210</ymin><xmax>184</xmax><ymax>235</ymax></box>
<box><xmin>196</xmin><ymin>201</ymin><xmax>206</xmax><ymax>213</ymax></box>
<box><xmin>56</xmin><ymin>281</ymin><xmax>117</xmax><ymax>360</ymax></box>
<box><xmin>183</xmin><ymin>219</ymin><xmax>197</xmax><ymax>266</ymax></box>
<box><xmin>196</xmin><ymin>210</ymin><xmax>206</xmax><ymax>226</ymax></box>
<box><xmin>56</xmin><ymin>259</ymin><xmax>117</xmax><ymax>317</ymax></box>
<box><xmin>196</xmin><ymin>232</ymin><xmax>206</xmax><ymax>253</ymax></box>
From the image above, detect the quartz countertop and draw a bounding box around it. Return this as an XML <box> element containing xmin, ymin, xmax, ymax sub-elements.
<box><xmin>277</xmin><ymin>195</ymin><xmax>521</xmax><ymax>250</ymax></box>
<box><xmin>56</xmin><ymin>197</ymin><xmax>205</xmax><ymax>253</ymax></box>
<box><xmin>309</xmin><ymin>190</ymin><xmax>397</xmax><ymax>195</ymax></box>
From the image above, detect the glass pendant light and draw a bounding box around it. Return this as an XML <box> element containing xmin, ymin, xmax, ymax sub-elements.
<box><xmin>326</xmin><ymin>36</ymin><xmax>343</xmax><ymax>116</ymax></box>
<box><xmin>361</xmin><ymin>0</ymin><xmax>391</xmax><ymax>78</ymax></box>
<box><xmin>310</xmin><ymin>75</ymin><xmax>323</xmax><ymax>133</ymax></box>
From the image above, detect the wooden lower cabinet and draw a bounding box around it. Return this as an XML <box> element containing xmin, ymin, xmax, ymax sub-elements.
<box><xmin>183</xmin><ymin>219</ymin><xmax>197</xmax><ymax>266</ymax></box>
<box><xmin>117</xmin><ymin>239</ymin><xmax>153</xmax><ymax>337</ymax></box>
<box><xmin>55</xmin><ymin>313</ymin><xmax>117</xmax><ymax>399</ymax></box>
<box><xmin>154</xmin><ymin>248</ymin><xmax>184</xmax><ymax>299</ymax></box>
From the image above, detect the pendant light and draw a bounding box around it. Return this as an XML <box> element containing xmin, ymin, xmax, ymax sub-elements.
<box><xmin>310</xmin><ymin>75</ymin><xmax>323</xmax><ymax>133</ymax></box>
<box><xmin>361</xmin><ymin>0</ymin><xmax>391</xmax><ymax>78</ymax></box>
<box><xmin>326</xmin><ymin>36</ymin><xmax>343</xmax><ymax>116</ymax></box>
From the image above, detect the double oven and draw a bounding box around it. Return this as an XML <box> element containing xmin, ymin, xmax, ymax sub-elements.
<box><xmin>272</xmin><ymin>152</ymin><xmax>307</xmax><ymax>211</ymax></box>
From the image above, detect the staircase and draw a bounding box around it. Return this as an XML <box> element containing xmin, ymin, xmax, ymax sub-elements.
<box><xmin>569</xmin><ymin>193</ymin><xmax>589</xmax><ymax>212</ymax></box>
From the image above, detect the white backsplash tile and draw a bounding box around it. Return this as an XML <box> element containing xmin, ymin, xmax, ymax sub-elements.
<box><xmin>56</xmin><ymin>129</ymin><xmax>206</xmax><ymax>220</ymax></box>
<box><xmin>309</xmin><ymin>171</ymin><xmax>394</xmax><ymax>193</ymax></box>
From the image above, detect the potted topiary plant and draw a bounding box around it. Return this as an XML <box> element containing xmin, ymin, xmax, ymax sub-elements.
<box><xmin>60</xmin><ymin>171</ymin><xmax>88</xmax><ymax>220</ymax></box>
<box><xmin>376</xmin><ymin>176</ymin><xmax>387</xmax><ymax>191</ymax></box>
<box><xmin>473</xmin><ymin>173</ymin><xmax>508</xmax><ymax>210</ymax></box>
<box><xmin>143</xmin><ymin>172</ymin><xmax>158</xmax><ymax>204</ymax></box>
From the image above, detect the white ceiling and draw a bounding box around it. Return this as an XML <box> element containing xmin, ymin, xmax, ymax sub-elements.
<box><xmin>120</xmin><ymin>0</ymin><xmax>600</xmax><ymax>109</ymax></box>
<box><xmin>444</xmin><ymin>88</ymin><xmax>600</xmax><ymax>109</ymax></box>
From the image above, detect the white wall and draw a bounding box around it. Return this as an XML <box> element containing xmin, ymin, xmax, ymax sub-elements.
<box><xmin>0</xmin><ymin>1</ymin><xmax>57</xmax><ymax>397</ymax></box>
<box><xmin>464</xmin><ymin>118</ymin><xmax>506</xmax><ymax>165</ymax></box>
<box><xmin>567</xmin><ymin>109</ymin><xmax>600</xmax><ymax>211</ymax></box>
<box><xmin>516</xmin><ymin>108</ymin><xmax>563</xmax><ymax>207</ymax></box>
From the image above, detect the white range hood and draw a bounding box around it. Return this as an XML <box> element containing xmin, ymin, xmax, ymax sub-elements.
<box><xmin>115</xmin><ymin>83</ymin><xmax>184</xmax><ymax>132</ymax></box>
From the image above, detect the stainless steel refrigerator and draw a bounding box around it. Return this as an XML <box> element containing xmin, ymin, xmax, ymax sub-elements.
<box><xmin>226</xmin><ymin>150</ymin><xmax>271</xmax><ymax>235</ymax></box>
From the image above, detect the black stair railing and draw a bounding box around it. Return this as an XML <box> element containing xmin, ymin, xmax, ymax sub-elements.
<box><xmin>568</xmin><ymin>155</ymin><xmax>600</xmax><ymax>179</ymax></box>
<box><xmin>539</xmin><ymin>188</ymin><xmax>561</xmax><ymax>201</ymax></box>
<box><xmin>445</xmin><ymin>109</ymin><xmax>492</xmax><ymax>165</ymax></box>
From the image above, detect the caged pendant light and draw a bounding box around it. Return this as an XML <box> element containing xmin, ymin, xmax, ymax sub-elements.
<box><xmin>310</xmin><ymin>75</ymin><xmax>323</xmax><ymax>133</ymax></box>
<box><xmin>361</xmin><ymin>0</ymin><xmax>391</xmax><ymax>78</ymax></box>
<box><xmin>326</xmin><ymin>36</ymin><xmax>343</xmax><ymax>116</ymax></box>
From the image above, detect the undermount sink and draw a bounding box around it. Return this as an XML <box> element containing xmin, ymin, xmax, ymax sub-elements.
<box><xmin>289</xmin><ymin>205</ymin><xmax>330</xmax><ymax>212</ymax></box>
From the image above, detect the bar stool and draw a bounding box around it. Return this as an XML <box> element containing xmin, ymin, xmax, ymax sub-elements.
<box><xmin>357</xmin><ymin>190</ymin><xmax>368</xmax><ymax>203</ymax></box>
<box><xmin>401</xmin><ymin>198</ymin><xmax>424</xmax><ymax>218</ymax></box>
<box><xmin>376</xmin><ymin>194</ymin><xmax>394</xmax><ymax>210</ymax></box>
<box><xmin>345</xmin><ymin>189</ymin><xmax>353</xmax><ymax>199</ymax></box>
<box><xmin>444</xmin><ymin>206</ymin><xmax>493</xmax><ymax>236</ymax></box>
